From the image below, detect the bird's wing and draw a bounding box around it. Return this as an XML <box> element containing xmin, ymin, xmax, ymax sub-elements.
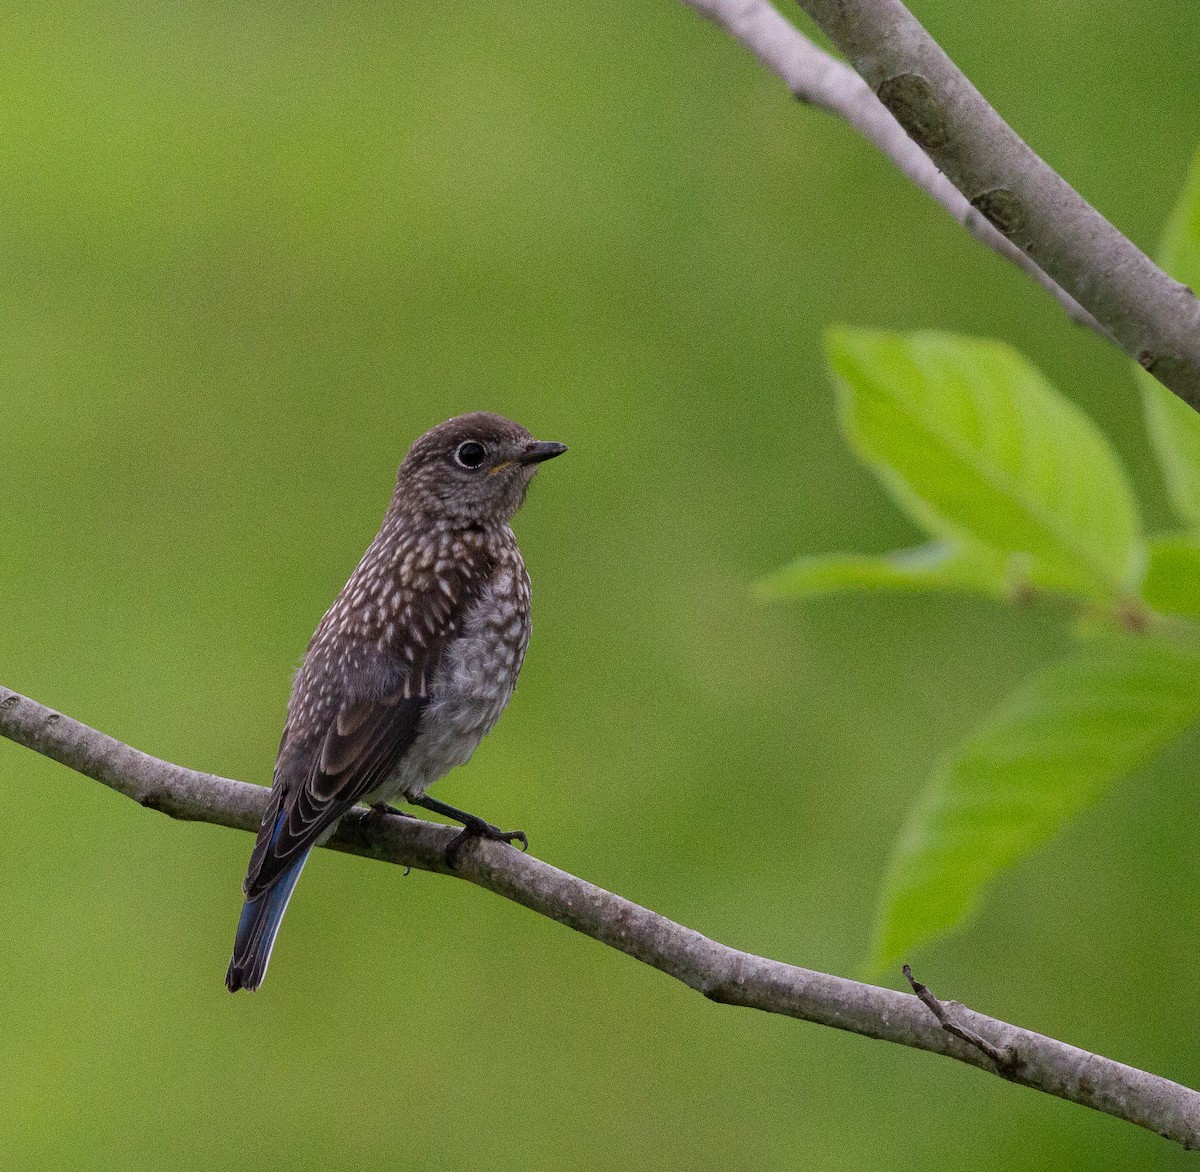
<box><xmin>242</xmin><ymin>550</ymin><xmax>489</xmax><ymax>899</ymax></box>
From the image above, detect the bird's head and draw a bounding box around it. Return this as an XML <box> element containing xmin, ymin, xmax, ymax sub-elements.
<box><xmin>395</xmin><ymin>411</ymin><xmax>567</xmax><ymax>526</ymax></box>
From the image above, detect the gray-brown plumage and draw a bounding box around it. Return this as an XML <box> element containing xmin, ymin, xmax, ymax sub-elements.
<box><xmin>226</xmin><ymin>412</ymin><xmax>566</xmax><ymax>992</ymax></box>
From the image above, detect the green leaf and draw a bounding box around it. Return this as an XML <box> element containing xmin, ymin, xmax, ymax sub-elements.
<box><xmin>828</xmin><ymin>328</ymin><xmax>1143</xmax><ymax>601</ymax></box>
<box><xmin>1143</xmin><ymin>533</ymin><xmax>1200</xmax><ymax>616</ymax></box>
<box><xmin>756</xmin><ymin>541</ymin><xmax>1008</xmax><ymax>600</ymax></box>
<box><xmin>1140</xmin><ymin>380</ymin><xmax>1200</xmax><ymax>529</ymax></box>
<box><xmin>1138</xmin><ymin>150</ymin><xmax>1200</xmax><ymax>528</ymax></box>
<box><xmin>870</xmin><ymin>635</ymin><xmax>1200</xmax><ymax>974</ymax></box>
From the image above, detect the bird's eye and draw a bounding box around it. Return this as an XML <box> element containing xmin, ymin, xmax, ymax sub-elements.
<box><xmin>454</xmin><ymin>441</ymin><xmax>487</xmax><ymax>469</ymax></box>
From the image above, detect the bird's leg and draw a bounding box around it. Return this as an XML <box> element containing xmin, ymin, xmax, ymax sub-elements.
<box><xmin>407</xmin><ymin>794</ymin><xmax>529</xmax><ymax>866</ymax></box>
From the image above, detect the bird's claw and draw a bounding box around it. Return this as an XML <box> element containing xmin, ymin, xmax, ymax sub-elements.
<box><xmin>444</xmin><ymin>820</ymin><xmax>529</xmax><ymax>868</ymax></box>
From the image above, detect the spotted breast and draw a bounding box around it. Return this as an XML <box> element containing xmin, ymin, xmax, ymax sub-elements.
<box><xmin>385</xmin><ymin>526</ymin><xmax>532</xmax><ymax>802</ymax></box>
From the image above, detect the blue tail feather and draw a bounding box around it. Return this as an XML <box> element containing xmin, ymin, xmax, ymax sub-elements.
<box><xmin>225</xmin><ymin>849</ymin><xmax>311</xmax><ymax>992</ymax></box>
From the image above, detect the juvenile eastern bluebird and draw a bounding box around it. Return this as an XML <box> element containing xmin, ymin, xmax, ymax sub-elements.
<box><xmin>226</xmin><ymin>412</ymin><xmax>566</xmax><ymax>992</ymax></box>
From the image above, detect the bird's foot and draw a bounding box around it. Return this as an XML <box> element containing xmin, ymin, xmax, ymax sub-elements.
<box><xmin>444</xmin><ymin>817</ymin><xmax>528</xmax><ymax>869</ymax></box>
<box><xmin>406</xmin><ymin>794</ymin><xmax>529</xmax><ymax>867</ymax></box>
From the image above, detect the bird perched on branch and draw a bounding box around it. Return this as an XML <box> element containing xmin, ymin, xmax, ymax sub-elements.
<box><xmin>226</xmin><ymin>412</ymin><xmax>566</xmax><ymax>992</ymax></box>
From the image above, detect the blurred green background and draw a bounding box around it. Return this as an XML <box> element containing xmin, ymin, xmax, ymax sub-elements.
<box><xmin>2</xmin><ymin>1</ymin><xmax>1198</xmax><ymax>1167</ymax></box>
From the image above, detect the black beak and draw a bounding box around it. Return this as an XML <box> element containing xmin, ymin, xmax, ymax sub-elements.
<box><xmin>518</xmin><ymin>440</ymin><xmax>568</xmax><ymax>465</ymax></box>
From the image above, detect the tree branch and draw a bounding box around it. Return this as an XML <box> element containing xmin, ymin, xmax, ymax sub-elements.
<box><xmin>3</xmin><ymin>682</ymin><xmax>1199</xmax><ymax>1150</ymax></box>
<box><xmin>683</xmin><ymin>0</ymin><xmax>1200</xmax><ymax>410</ymax></box>
<box><xmin>682</xmin><ymin>0</ymin><xmax>1106</xmax><ymax>338</ymax></box>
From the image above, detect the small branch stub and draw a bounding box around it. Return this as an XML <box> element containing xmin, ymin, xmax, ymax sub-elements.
<box><xmin>903</xmin><ymin>964</ymin><xmax>1020</xmax><ymax>1074</ymax></box>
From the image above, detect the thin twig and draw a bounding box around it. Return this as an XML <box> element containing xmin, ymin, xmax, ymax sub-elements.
<box><xmin>682</xmin><ymin>0</ymin><xmax>1200</xmax><ymax>410</ymax></box>
<box><xmin>2</xmin><ymin>682</ymin><xmax>1199</xmax><ymax>1149</ymax></box>
<box><xmin>903</xmin><ymin>963</ymin><xmax>1019</xmax><ymax>1074</ymax></box>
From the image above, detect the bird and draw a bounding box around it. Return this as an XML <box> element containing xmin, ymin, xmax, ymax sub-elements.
<box><xmin>226</xmin><ymin>411</ymin><xmax>566</xmax><ymax>992</ymax></box>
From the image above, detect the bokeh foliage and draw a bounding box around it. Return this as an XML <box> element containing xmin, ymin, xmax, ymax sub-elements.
<box><xmin>3</xmin><ymin>2</ymin><xmax>1200</xmax><ymax>1169</ymax></box>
